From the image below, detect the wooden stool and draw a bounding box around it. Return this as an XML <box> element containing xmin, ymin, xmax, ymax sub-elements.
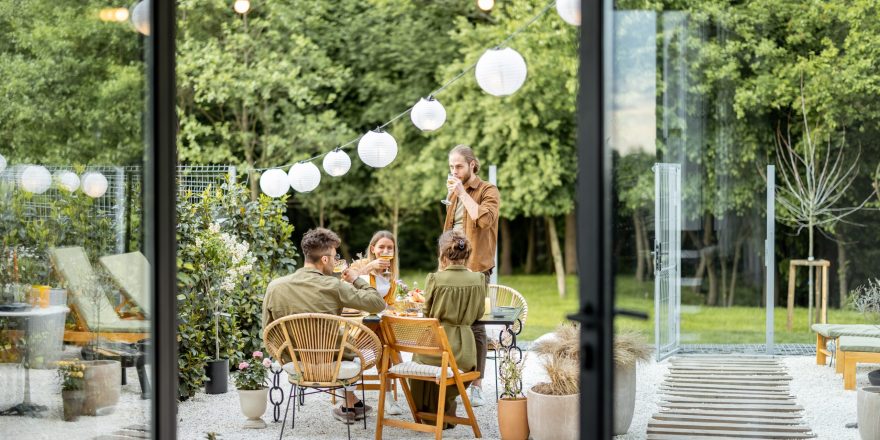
<box><xmin>786</xmin><ymin>259</ymin><xmax>830</xmax><ymax>331</ymax></box>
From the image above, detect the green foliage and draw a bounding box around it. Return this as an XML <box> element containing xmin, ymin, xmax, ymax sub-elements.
<box><xmin>176</xmin><ymin>182</ymin><xmax>297</xmax><ymax>399</ymax></box>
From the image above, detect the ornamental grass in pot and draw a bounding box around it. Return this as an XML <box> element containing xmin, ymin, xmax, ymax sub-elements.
<box><xmin>527</xmin><ymin>323</ymin><xmax>579</xmax><ymax>440</ymax></box>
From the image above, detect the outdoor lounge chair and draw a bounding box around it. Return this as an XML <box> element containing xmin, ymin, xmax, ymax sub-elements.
<box><xmin>49</xmin><ymin>247</ymin><xmax>149</xmax><ymax>344</ymax></box>
<box><xmin>99</xmin><ymin>251</ymin><xmax>152</xmax><ymax>319</ymax></box>
<box><xmin>839</xmin><ymin>336</ymin><xmax>880</xmax><ymax>390</ymax></box>
<box><xmin>812</xmin><ymin>323</ymin><xmax>880</xmax><ymax>371</ymax></box>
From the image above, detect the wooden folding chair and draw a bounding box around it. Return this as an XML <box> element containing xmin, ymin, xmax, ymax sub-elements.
<box><xmin>263</xmin><ymin>313</ymin><xmax>381</xmax><ymax>440</ymax></box>
<box><xmin>376</xmin><ymin>315</ymin><xmax>482</xmax><ymax>440</ymax></box>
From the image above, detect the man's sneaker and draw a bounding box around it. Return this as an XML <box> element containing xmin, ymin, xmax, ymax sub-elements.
<box><xmin>331</xmin><ymin>406</ymin><xmax>356</xmax><ymax>424</ymax></box>
<box><xmin>384</xmin><ymin>392</ymin><xmax>404</xmax><ymax>415</ymax></box>
<box><xmin>468</xmin><ymin>386</ymin><xmax>485</xmax><ymax>407</ymax></box>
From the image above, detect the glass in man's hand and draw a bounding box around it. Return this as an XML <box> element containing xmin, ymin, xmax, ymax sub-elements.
<box><xmin>441</xmin><ymin>173</ymin><xmax>455</xmax><ymax>205</ymax></box>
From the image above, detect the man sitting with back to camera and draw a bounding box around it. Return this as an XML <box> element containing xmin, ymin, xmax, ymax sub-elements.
<box><xmin>262</xmin><ymin>227</ymin><xmax>386</xmax><ymax>424</ymax></box>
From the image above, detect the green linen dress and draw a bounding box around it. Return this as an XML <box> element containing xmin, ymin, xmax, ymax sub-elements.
<box><xmin>409</xmin><ymin>265</ymin><xmax>486</xmax><ymax>426</ymax></box>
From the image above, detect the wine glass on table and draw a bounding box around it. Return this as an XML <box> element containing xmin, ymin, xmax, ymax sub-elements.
<box><xmin>441</xmin><ymin>173</ymin><xmax>455</xmax><ymax>205</ymax></box>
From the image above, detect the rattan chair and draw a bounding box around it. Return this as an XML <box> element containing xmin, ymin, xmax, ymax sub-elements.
<box><xmin>263</xmin><ymin>313</ymin><xmax>382</xmax><ymax>440</ymax></box>
<box><xmin>486</xmin><ymin>284</ymin><xmax>528</xmax><ymax>399</ymax></box>
<box><xmin>376</xmin><ymin>315</ymin><xmax>482</xmax><ymax>440</ymax></box>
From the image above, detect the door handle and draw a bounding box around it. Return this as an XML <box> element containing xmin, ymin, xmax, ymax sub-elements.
<box><xmin>614</xmin><ymin>308</ymin><xmax>648</xmax><ymax>320</ymax></box>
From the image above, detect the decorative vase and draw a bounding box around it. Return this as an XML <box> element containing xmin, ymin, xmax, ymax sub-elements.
<box><xmin>205</xmin><ymin>359</ymin><xmax>229</xmax><ymax>395</ymax></box>
<box><xmin>614</xmin><ymin>362</ymin><xmax>637</xmax><ymax>435</ymax></box>
<box><xmin>62</xmin><ymin>389</ymin><xmax>85</xmax><ymax>422</ymax></box>
<box><xmin>81</xmin><ymin>359</ymin><xmax>121</xmax><ymax>416</ymax></box>
<box><xmin>497</xmin><ymin>397</ymin><xmax>529</xmax><ymax>440</ymax></box>
<box><xmin>859</xmin><ymin>386</ymin><xmax>880</xmax><ymax>440</ymax></box>
<box><xmin>238</xmin><ymin>388</ymin><xmax>269</xmax><ymax>429</ymax></box>
<box><xmin>526</xmin><ymin>388</ymin><xmax>579</xmax><ymax>440</ymax></box>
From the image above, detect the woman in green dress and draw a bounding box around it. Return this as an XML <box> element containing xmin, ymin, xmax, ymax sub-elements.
<box><xmin>410</xmin><ymin>230</ymin><xmax>486</xmax><ymax>427</ymax></box>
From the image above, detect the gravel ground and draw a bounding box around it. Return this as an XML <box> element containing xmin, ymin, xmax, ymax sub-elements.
<box><xmin>2</xmin><ymin>353</ymin><xmax>872</xmax><ymax>439</ymax></box>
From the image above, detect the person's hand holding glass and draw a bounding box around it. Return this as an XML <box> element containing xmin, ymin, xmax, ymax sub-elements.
<box><xmin>441</xmin><ymin>172</ymin><xmax>456</xmax><ymax>205</ymax></box>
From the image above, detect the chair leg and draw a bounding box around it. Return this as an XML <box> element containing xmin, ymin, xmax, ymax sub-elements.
<box><xmin>436</xmin><ymin>379</ymin><xmax>448</xmax><ymax>440</ymax></box>
<box><xmin>291</xmin><ymin>384</ymin><xmax>297</xmax><ymax>430</ymax></box>
<box><xmin>279</xmin><ymin>385</ymin><xmax>294</xmax><ymax>439</ymax></box>
<box><xmin>455</xmin><ymin>376</ymin><xmax>482</xmax><ymax>438</ymax></box>
<box><xmin>361</xmin><ymin>377</ymin><xmax>367</xmax><ymax>430</ymax></box>
<box><xmin>376</xmin><ymin>373</ymin><xmax>387</xmax><ymax>440</ymax></box>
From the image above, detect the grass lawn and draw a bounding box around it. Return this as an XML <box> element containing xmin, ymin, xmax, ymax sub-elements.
<box><xmin>400</xmin><ymin>271</ymin><xmax>874</xmax><ymax>343</ymax></box>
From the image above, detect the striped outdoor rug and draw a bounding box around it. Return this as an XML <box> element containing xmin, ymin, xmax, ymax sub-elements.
<box><xmin>647</xmin><ymin>356</ymin><xmax>816</xmax><ymax>439</ymax></box>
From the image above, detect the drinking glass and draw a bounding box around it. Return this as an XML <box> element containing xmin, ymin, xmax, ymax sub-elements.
<box><xmin>333</xmin><ymin>257</ymin><xmax>347</xmax><ymax>278</ymax></box>
<box><xmin>379</xmin><ymin>251</ymin><xmax>394</xmax><ymax>276</ymax></box>
<box><xmin>441</xmin><ymin>173</ymin><xmax>455</xmax><ymax>205</ymax></box>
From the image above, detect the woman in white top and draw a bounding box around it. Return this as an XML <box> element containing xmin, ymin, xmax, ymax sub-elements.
<box><xmin>351</xmin><ymin>230</ymin><xmax>399</xmax><ymax>305</ymax></box>
<box><xmin>350</xmin><ymin>230</ymin><xmax>405</xmax><ymax>415</ymax></box>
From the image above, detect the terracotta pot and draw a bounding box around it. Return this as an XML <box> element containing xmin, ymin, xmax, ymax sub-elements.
<box><xmin>859</xmin><ymin>386</ymin><xmax>880</xmax><ymax>440</ymax></box>
<box><xmin>614</xmin><ymin>362</ymin><xmax>637</xmax><ymax>435</ymax></box>
<box><xmin>526</xmin><ymin>388</ymin><xmax>578</xmax><ymax>440</ymax></box>
<box><xmin>498</xmin><ymin>397</ymin><xmax>529</xmax><ymax>440</ymax></box>
<box><xmin>81</xmin><ymin>360</ymin><xmax>121</xmax><ymax>416</ymax></box>
<box><xmin>205</xmin><ymin>359</ymin><xmax>229</xmax><ymax>394</ymax></box>
<box><xmin>61</xmin><ymin>389</ymin><xmax>85</xmax><ymax>422</ymax></box>
<box><xmin>238</xmin><ymin>388</ymin><xmax>269</xmax><ymax>429</ymax></box>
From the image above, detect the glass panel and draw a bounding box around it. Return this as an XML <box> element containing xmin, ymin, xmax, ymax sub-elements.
<box><xmin>0</xmin><ymin>1</ymin><xmax>152</xmax><ymax>436</ymax></box>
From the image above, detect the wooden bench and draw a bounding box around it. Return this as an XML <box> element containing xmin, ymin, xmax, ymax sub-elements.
<box><xmin>840</xmin><ymin>336</ymin><xmax>880</xmax><ymax>390</ymax></box>
<box><xmin>812</xmin><ymin>324</ymin><xmax>880</xmax><ymax>372</ymax></box>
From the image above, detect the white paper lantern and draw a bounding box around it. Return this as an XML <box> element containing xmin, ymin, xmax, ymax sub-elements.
<box><xmin>259</xmin><ymin>168</ymin><xmax>289</xmax><ymax>198</ymax></box>
<box><xmin>357</xmin><ymin>130</ymin><xmax>398</xmax><ymax>168</ymax></box>
<box><xmin>81</xmin><ymin>172</ymin><xmax>109</xmax><ymax>198</ymax></box>
<box><xmin>19</xmin><ymin>166</ymin><xmax>52</xmax><ymax>194</ymax></box>
<box><xmin>556</xmin><ymin>0</ymin><xmax>581</xmax><ymax>26</ymax></box>
<box><xmin>323</xmin><ymin>150</ymin><xmax>351</xmax><ymax>177</ymax></box>
<box><xmin>131</xmin><ymin>0</ymin><xmax>150</xmax><ymax>36</ymax></box>
<box><xmin>288</xmin><ymin>162</ymin><xmax>321</xmax><ymax>193</ymax></box>
<box><xmin>410</xmin><ymin>97</ymin><xmax>447</xmax><ymax>132</ymax></box>
<box><xmin>55</xmin><ymin>170</ymin><xmax>81</xmax><ymax>192</ymax></box>
<box><xmin>233</xmin><ymin>0</ymin><xmax>250</xmax><ymax>14</ymax></box>
<box><xmin>0</xmin><ymin>154</ymin><xmax>6</xmax><ymax>174</ymax></box>
<box><xmin>475</xmin><ymin>47</ymin><xmax>528</xmax><ymax>97</ymax></box>
<box><xmin>477</xmin><ymin>0</ymin><xmax>495</xmax><ymax>12</ymax></box>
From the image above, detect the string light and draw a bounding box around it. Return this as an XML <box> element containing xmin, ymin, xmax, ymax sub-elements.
<box><xmin>233</xmin><ymin>0</ymin><xmax>250</xmax><ymax>14</ymax></box>
<box><xmin>477</xmin><ymin>0</ymin><xmax>495</xmax><ymax>12</ymax></box>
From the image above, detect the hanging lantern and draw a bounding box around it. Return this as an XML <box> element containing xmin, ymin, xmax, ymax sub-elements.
<box><xmin>131</xmin><ymin>0</ymin><xmax>150</xmax><ymax>36</ymax></box>
<box><xmin>357</xmin><ymin>130</ymin><xmax>398</xmax><ymax>168</ymax></box>
<box><xmin>323</xmin><ymin>149</ymin><xmax>351</xmax><ymax>177</ymax></box>
<box><xmin>19</xmin><ymin>165</ymin><xmax>52</xmax><ymax>194</ymax></box>
<box><xmin>477</xmin><ymin>0</ymin><xmax>495</xmax><ymax>12</ymax></box>
<box><xmin>258</xmin><ymin>168</ymin><xmax>289</xmax><ymax>198</ymax></box>
<box><xmin>55</xmin><ymin>170</ymin><xmax>81</xmax><ymax>192</ymax></box>
<box><xmin>233</xmin><ymin>0</ymin><xmax>250</xmax><ymax>14</ymax></box>
<box><xmin>0</xmin><ymin>154</ymin><xmax>6</xmax><ymax>174</ymax></box>
<box><xmin>410</xmin><ymin>97</ymin><xmax>447</xmax><ymax>132</ymax></box>
<box><xmin>81</xmin><ymin>172</ymin><xmax>109</xmax><ymax>198</ymax></box>
<box><xmin>556</xmin><ymin>0</ymin><xmax>581</xmax><ymax>26</ymax></box>
<box><xmin>288</xmin><ymin>162</ymin><xmax>321</xmax><ymax>193</ymax></box>
<box><xmin>475</xmin><ymin>47</ymin><xmax>528</xmax><ymax>97</ymax></box>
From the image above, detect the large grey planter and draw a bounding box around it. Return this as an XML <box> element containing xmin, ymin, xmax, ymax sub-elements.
<box><xmin>859</xmin><ymin>386</ymin><xmax>880</xmax><ymax>440</ymax></box>
<box><xmin>614</xmin><ymin>363</ymin><xmax>637</xmax><ymax>435</ymax></box>
<box><xmin>526</xmin><ymin>388</ymin><xmax>578</xmax><ymax>440</ymax></box>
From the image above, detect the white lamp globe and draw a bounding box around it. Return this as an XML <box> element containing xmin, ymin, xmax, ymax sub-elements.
<box><xmin>131</xmin><ymin>0</ymin><xmax>150</xmax><ymax>36</ymax></box>
<box><xmin>287</xmin><ymin>162</ymin><xmax>321</xmax><ymax>193</ymax></box>
<box><xmin>322</xmin><ymin>150</ymin><xmax>351</xmax><ymax>177</ymax></box>
<box><xmin>477</xmin><ymin>0</ymin><xmax>495</xmax><ymax>12</ymax></box>
<box><xmin>81</xmin><ymin>172</ymin><xmax>109</xmax><ymax>198</ymax></box>
<box><xmin>556</xmin><ymin>0</ymin><xmax>581</xmax><ymax>26</ymax></box>
<box><xmin>0</xmin><ymin>154</ymin><xmax>6</xmax><ymax>174</ymax></box>
<box><xmin>233</xmin><ymin>0</ymin><xmax>250</xmax><ymax>14</ymax></box>
<box><xmin>19</xmin><ymin>166</ymin><xmax>52</xmax><ymax>194</ymax></box>
<box><xmin>410</xmin><ymin>97</ymin><xmax>447</xmax><ymax>132</ymax></box>
<box><xmin>475</xmin><ymin>47</ymin><xmax>528</xmax><ymax>97</ymax></box>
<box><xmin>55</xmin><ymin>170</ymin><xmax>81</xmax><ymax>192</ymax></box>
<box><xmin>258</xmin><ymin>168</ymin><xmax>289</xmax><ymax>198</ymax></box>
<box><xmin>357</xmin><ymin>130</ymin><xmax>398</xmax><ymax>168</ymax></box>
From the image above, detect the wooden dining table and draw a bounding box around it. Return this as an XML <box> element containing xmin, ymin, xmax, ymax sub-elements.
<box><xmin>266</xmin><ymin>306</ymin><xmax>525</xmax><ymax>421</ymax></box>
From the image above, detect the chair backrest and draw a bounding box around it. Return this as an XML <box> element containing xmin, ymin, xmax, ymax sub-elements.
<box><xmin>100</xmin><ymin>252</ymin><xmax>151</xmax><ymax>317</ymax></box>
<box><xmin>489</xmin><ymin>284</ymin><xmax>528</xmax><ymax>327</ymax></box>
<box><xmin>379</xmin><ymin>315</ymin><xmax>462</xmax><ymax>369</ymax></box>
<box><xmin>49</xmin><ymin>247</ymin><xmax>123</xmax><ymax>327</ymax></box>
<box><xmin>263</xmin><ymin>313</ymin><xmax>381</xmax><ymax>383</ymax></box>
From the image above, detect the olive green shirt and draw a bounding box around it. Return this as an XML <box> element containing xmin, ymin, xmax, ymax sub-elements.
<box><xmin>261</xmin><ymin>267</ymin><xmax>386</xmax><ymax>329</ymax></box>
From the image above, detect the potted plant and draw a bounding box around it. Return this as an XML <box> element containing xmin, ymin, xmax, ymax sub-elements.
<box><xmin>189</xmin><ymin>222</ymin><xmax>255</xmax><ymax>394</ymax></box>
<box><xmin>497</xmin><ymin>352</ymin><xmax>528</xmax><ymax>440</ymax></box>
<box><xmin>234</xmin><ymin>350</ymin><xmax>270</xmax><ymax>429</ymax></box>
<box><xmin>848</xmin><ymin>279</ymin><xmax>880</xmax><ymax>440</ymax></box>
<box><xmin>527</xmin><ymin>323</ymin><xmax>579</xmax><ymax>440</ymax></box>
<box><xmin>613</xmin><ymin>331</ymin><xmax>652</xmax><ymax>435</ymax></box>
<box><xmin>57</xmin><ymin>359</ymin><xmax>86</xmax><ymax>421</ymax></box>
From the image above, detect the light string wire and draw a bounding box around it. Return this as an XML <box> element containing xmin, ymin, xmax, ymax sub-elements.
<box><xmin>247</xmin><ymin>0</ymin><xmax>558</xmax><ymax>177</ymax></box>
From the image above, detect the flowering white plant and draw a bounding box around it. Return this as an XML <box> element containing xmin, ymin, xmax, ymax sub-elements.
<box><xmin>191</xmin><ymin>222</ymin><xmax>256</xmax><ymax>360</ymax></box>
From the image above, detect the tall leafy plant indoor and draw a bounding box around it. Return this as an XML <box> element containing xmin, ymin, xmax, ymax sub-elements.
<box><xmin>176</xmin><ymin>183</ymin><xmax>297</xmax><ymax>399</ymax></box>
